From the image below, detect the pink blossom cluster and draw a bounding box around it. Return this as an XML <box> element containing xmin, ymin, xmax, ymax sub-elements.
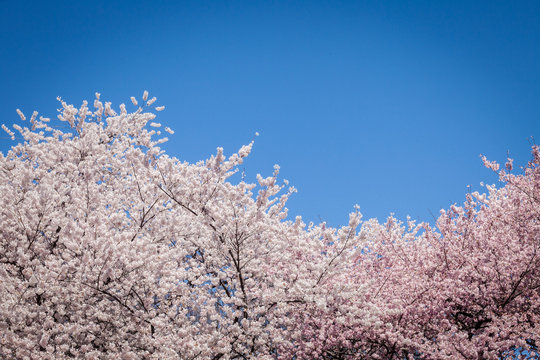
<box><xmin>0</xmin><ymin>93</ymin><xmax>538</xmax><ymax>359</ymax></box>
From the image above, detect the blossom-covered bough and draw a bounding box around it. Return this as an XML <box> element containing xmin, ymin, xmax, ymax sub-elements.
<box><xmin>0</xmin><ymin>92</ymin><xmax>538</xmax><ymax>359</ymax></box>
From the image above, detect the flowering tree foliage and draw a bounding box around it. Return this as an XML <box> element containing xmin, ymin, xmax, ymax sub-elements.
<box><xmin>0</xmin><ymin>93</ymin><xmax>367</xmax><ymax>359</ymax></box>
<box><xmin>289</xmin><ymin>149</ymin><xmax>540</xmax><ymax>359</ymax></box>
<box><xmin>0</xmin><ymin>92</ymin><xmax>538</xmax><ymax>359</ymax></box>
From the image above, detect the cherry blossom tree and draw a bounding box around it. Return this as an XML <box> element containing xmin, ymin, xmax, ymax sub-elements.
<box><xmin>289</xmin><ymin>148</ymin><xmax>540</xmax><ymax>359</ymax></box>
<box><xmin>1</xmin><ymin>92</ymin><xmax>538</xmax><ymax>359</ymax></box>
<box><xmin>0</xmin><ymin>93</ymin><xmax>369</xmax><ymax>359</ymax></box>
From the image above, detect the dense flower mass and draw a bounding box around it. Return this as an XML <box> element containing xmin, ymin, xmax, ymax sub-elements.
<box><xmin>0</xmin><ymin>93</ymin><xmax>538</xmax><ymax>359</ymax></box>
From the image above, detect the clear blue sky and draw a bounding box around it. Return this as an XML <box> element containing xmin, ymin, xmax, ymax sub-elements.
<box><xmin>1</xmin><ymin>0</ymin><xmax>539</xmax><ymax>226</ymax></box>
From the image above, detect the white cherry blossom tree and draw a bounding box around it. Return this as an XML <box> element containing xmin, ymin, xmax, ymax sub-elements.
<box><xmin>0</xmin><ymin>93</ymin><xmax>367</xmax><ymax>359</ymax></box>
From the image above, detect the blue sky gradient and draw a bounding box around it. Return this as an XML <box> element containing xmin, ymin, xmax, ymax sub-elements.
<box><xmin>1</xmin><ymin>0</ymin><xmax>539</xmax><ymax>226</ymax></box>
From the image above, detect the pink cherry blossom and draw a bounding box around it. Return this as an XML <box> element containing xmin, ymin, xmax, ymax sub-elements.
<box><xmin>0</xmin><ymin>93</ymin><xmax>538</xmax><ymax>359</ymax></box>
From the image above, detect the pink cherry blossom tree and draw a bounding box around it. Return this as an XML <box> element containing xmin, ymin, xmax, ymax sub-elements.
<box><xmin>288</xmin><ymin>148</ymin><xmax>540</xmax><ymax>359</ymax></box>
